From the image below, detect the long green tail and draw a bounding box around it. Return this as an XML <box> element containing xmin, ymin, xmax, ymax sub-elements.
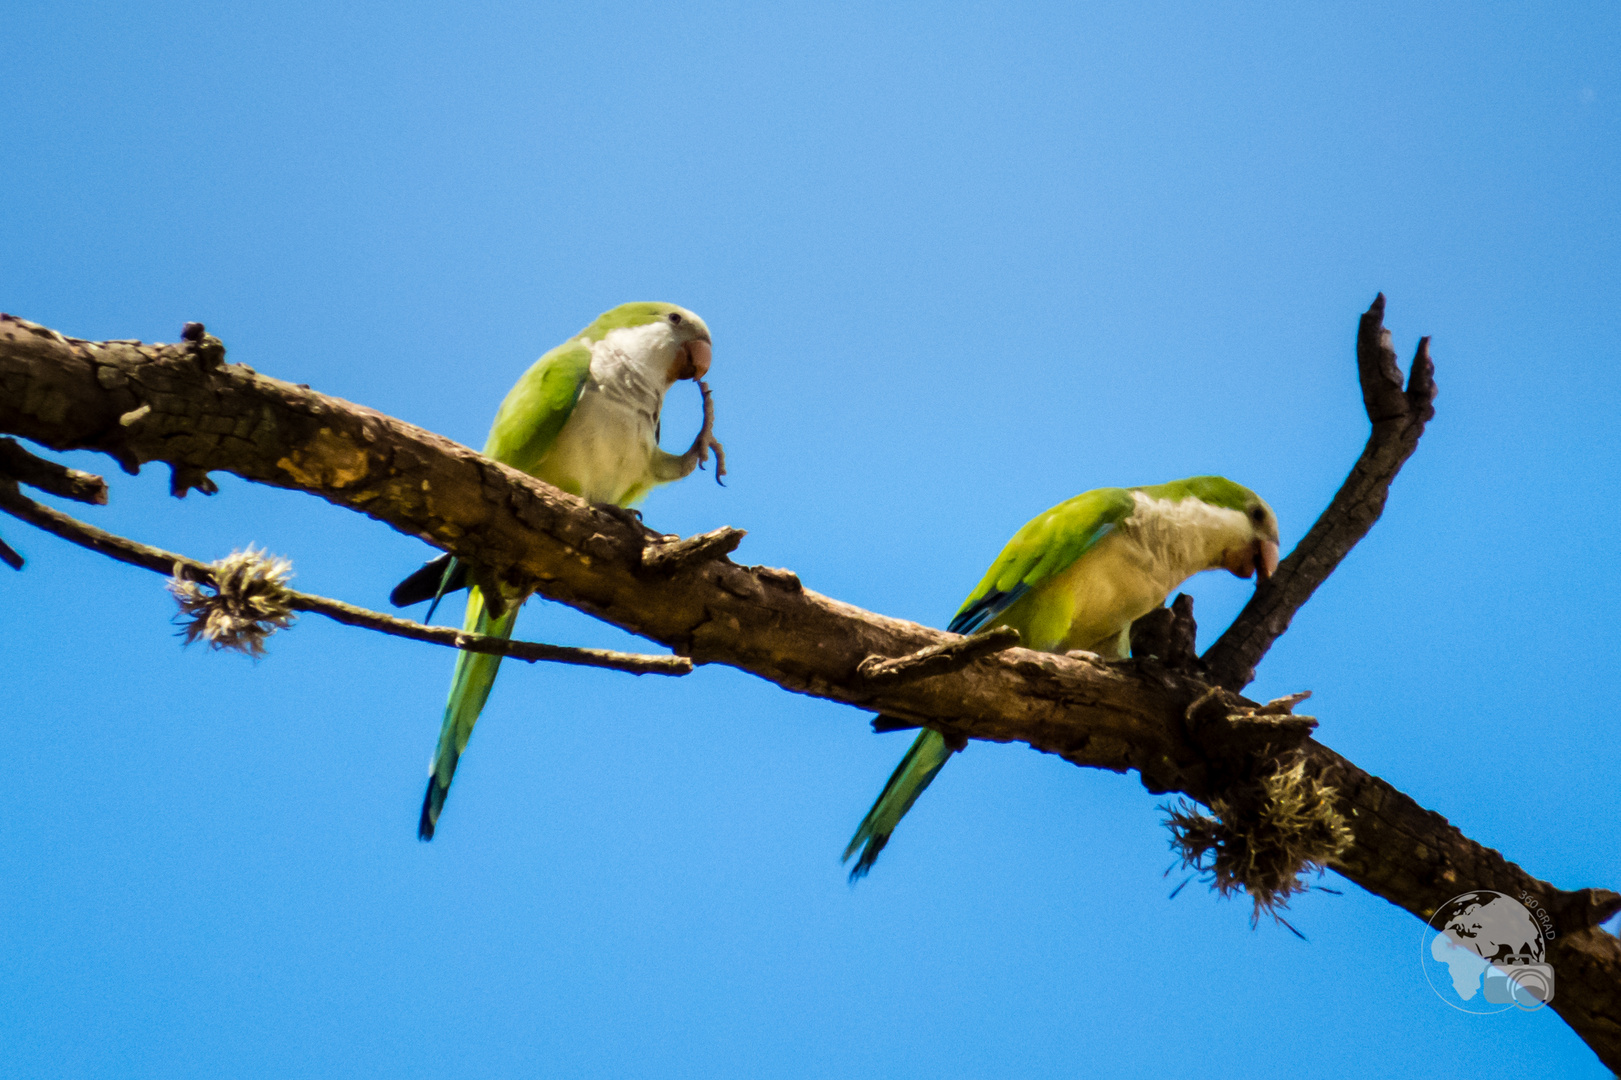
<box><xmin>843</xmin><ymin>729</ymin><xmax>956</xmax><ymax>881</ymax></box>
<box><xmin>418</xmin><ymin>587</ymin><xmax>517</xmax><ymax>840</ymax></box>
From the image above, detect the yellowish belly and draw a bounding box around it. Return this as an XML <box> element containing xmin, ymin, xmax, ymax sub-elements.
<box><xmin>532</xmin><ymin>394</ymin><xmax>654</xmax><ymax>505</ymax></box>
<box><xmin>996</xmin><ymin>532</ymin><xmax>1179</xmax><ymax>658</ymax></box>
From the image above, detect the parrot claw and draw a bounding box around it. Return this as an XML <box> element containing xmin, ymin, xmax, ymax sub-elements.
<box><xmin>684</xmin><ymin>380</ymin><xmax>727</xmax><ymax>486</ymax></box>
<box><xmin>593</xmin><ymin>503</ymin><xmax>645</xmax><ymax>530</ymax></box>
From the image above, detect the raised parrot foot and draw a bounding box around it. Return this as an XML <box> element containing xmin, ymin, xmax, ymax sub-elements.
<box><xmin>687</xmin><ymin>380</ymin><xmax>727</xmax><ymax>485</ymax></box>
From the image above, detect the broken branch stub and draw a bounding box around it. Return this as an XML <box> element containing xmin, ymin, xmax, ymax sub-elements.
<box><xmin>857</xmin><ymin>626</ymin><xmax>1022</xmax><ymax>688</ymax></box>
<box><xmin>1202</xmin><ymin>294</ymin><xmax>1437</xmax><ymax>691</ymax></box>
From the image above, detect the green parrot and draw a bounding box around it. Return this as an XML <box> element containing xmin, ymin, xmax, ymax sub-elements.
<box><xmin>844</xmin><ymin>475</ymin><xmax>1280</xmax><ymax>879</ymax></box>
<box><xmin>392</xmin><ymin>302</ymin><xmax>722</xmax><ymax>840</ymax></box>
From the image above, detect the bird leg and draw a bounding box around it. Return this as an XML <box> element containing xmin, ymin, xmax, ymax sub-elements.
<box><xmin>467</xmin><ymin>563</ymin><xmax>509</xmax><ymax>620</ymax></box>
<box><xmin>652</xmin><ymin>380</ymin><xmax>728</xmax><ymax>486</ymax></box>
<box><xmin>680</xmin><ymin>380</ymin><xmax>727</xmax><ymax>485</ymax></box>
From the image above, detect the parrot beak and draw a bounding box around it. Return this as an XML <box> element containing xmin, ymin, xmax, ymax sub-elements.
<box><xmin>1255</xmin><ymin>538</ymin><xmax>1279</xmax><ymax>583</ymax></box>
<box><xmin>1221</xmin><ymin>538</ymin><xmax>1281</xmax><ymax>581</ymax></box>
<box><xmin>675</xmin><ymin>338</ymin><xmax>711</xmax><ymax>381</ymax></box>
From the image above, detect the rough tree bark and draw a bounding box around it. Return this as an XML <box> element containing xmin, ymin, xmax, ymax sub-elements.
<box><xmin>1</xmin><ymin>305</ymin><xmax>1617</xmax><ymax>1068</ymax></box>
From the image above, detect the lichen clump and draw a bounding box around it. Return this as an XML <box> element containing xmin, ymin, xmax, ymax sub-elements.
<box><xmin>167</xmin><ymin>548</ymin><xmax>296</xmax><ymax>657</ymax></box>
<box><xmin>1165</xmin><ymin>757</ymin><xmax>1353</xmax><ymax>924</ymax></box>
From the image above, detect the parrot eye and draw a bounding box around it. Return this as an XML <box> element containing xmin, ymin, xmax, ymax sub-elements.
<box><xmin>668</xmin><ymin>312</ymin><xmax>683</xmax><ymax>325</ymax></box>
<box><xmin>1250</xmin><ymin>507</ymin><xmax>1266</xmax><ymax>523</ymax></box>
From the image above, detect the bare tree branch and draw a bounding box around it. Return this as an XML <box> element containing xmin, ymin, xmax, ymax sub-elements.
<box><xmin>3</xmin><ymin>309</ymin><xmax>1618</xmax><ymax>1069</ymax></box>
<box><xmin>858</xmin><ymin>626</ymin><xmax>1022</xmax><ymax>687</ymax></box>
<box><xmin>0</xmin><ymin>479</ymin><xmax>691</xmax><ymax>677</ymax></box>
<box><xmin>0</xmin><ymin>436</ymin><xmax>109</xmax><ymax>504</ymax></box>
<box><xmin>642</xmin><ymin>525</ymin><xmax>747</xmax><ymax>574</ymax></box>
<box><xmin>1203</xmin><ymin>294</ymin><xmax>1436</xmax><ymax>691</ymax></box>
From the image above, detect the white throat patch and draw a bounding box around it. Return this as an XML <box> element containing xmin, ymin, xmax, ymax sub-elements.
<box><xmin>1122</xmin><ymin>491</ymin><xmax>1252</xmax><ymax>579</ymax></box>
<box><xmin>591</xmin><ymin>321</ymin><xmax>681</xmax><ymax>388</ymax></box>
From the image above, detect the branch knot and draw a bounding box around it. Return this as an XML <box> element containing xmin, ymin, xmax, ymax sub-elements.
<box><xmin>181</xmin><ymin>321</ymin><xmax>226</xmax><ymax>369</ymax></box>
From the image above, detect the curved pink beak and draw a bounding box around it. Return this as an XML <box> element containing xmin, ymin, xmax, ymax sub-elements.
<box><xmin>1256</xmin><ymin>538</ymin><xmax>1279</xmax><ymax>583</ymax></box>
<box><xmin>1222</xmin><ymin>538</ymin><xmax>1281</xmax><ymax>582</ymax></box>
<box><xmin>683</xmin><ymin>339</ymin><xmax>712</xmax><ymax>381</ymax></box>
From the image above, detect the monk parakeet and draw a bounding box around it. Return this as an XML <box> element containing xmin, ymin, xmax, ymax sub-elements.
<box><xmin>391</xmin><ymin>302</ymin><xmax>722</xmax><ymax>839</ymax></box>
<box><xmin>844</xmin><ymin>476</ymin><xmax>1280</xmax><ymax>879</ymax></box>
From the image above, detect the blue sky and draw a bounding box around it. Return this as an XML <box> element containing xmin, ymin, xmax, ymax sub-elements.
<box><xmin>2</xmin><ymin>1</ymin><xmax>1618</xmax><ymax>1076</ymax></box>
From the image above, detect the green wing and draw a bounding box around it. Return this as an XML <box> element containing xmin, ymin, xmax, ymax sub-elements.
<box><xmin>482</xmin><ymin>340</ymin><xmax>593</xmax><ymax>471</ymax></box>
<box><xmin>392</xmin><ymin>341</ymin><xmax>591</xmax><ymax>610</ymax></box>
<box><xmin>948</xmin><ymin>487</ymin><xmax>1136</xmax><ymax>634</ymax></box>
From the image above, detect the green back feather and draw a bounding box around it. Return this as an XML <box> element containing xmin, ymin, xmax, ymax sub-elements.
<box><xmin>951</xmin><ymin>487</ymin><xmax>1136</xmax><ymax>631</ymax></box>
<box><xmin>954</xmin><ymin>477</ymin><xmax>1262</xmax><ymax>627</ymax></box>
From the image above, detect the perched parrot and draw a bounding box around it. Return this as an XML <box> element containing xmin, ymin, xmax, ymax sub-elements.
<box><xmin>392</xmin><ymin>302</ymin><xmax>722</xmax><ymax>840</ymax></box>
<box><xmin>843</xmin><ymin>475</ymin><xmax>1280</xmax><ymax>879</ymax></box>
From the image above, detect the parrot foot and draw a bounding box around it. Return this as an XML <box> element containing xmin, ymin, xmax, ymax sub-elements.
<box><xmin>593</xmin><ymin>503</ymin><xmax>648</xmax><ymax>531</ymax></box>
<box><xmin>464</xmin><ymin>562</ymin><xmax>512</xmax><ymax>620</ymax></box>
<box><xmin>683</xmin><ymin>379</ymin><xmax>727</xmax><ymax>486</ymax></box>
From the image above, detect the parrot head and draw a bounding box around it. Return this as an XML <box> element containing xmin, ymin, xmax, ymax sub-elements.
<box><xmin>1135</xmin><ymin>475</ymin><xmax>1280</xmax><ymax>584</ymax></box>
<box><xmin>1205</xmin><ymin>479</ymin><xmax>1280</xmax><ymax>583</ymax></box>
<box><xmin>579</xmin><ymin>302</ymin><xmax>712</xmax><ymax>387</ymax></box>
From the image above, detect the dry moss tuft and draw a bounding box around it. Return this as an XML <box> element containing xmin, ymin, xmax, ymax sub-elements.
<box><xmin>167</xmin><ymin>548</ymin><xmax>296</xmax><ymax>657</ymax></box>
<box><xmin>1165</xmin><ymin>757</ymin><xmax>1353</xmax><ymax>924</ymax></box>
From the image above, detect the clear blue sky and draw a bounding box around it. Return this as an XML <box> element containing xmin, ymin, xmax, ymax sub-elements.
<box><xmin>3</xmin><ymin>2</ymin><xmax>1617</xmax><ymax>1076</ymax></box>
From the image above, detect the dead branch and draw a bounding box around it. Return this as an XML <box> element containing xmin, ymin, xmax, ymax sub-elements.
<box><xmin>1202</xmin><ymin>294</ymin><xmax>1437</xmax><ymax>691</ymax></box>
<box><xmin>2</xmin><ymin>308</ymin><xmax>1618</xmax><ymax>1069</ymax></box>
<box><xmin>0</xmin><ymin>480</ymin><xmax>691</xmax><ymax>677</ymax></box>
<box><xmin>0</xmin><ymin>435</ymin><xmax>109</xmax><ymax>504</ymax></box>
<box><xmin>858</xmin><ymin>626</ymin><xmax>1022</xmax><ymax>687</ymax></box>
<box><xmin>642</xmin><ymin>525</ymin><xmax>746</xmax><ymax>575</ymax></box>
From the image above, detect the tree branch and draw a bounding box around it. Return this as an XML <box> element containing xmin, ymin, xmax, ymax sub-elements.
<box><xmin>642</xmin><ymin>525</ymin><xmax>747</xmax><ymax>575</ymax></box>
<box><xmin>0</xmin><ymin>479</ymin><xmax>691</xmax><ymax>677</ymax></box>
<box><xmin>0</xmin><ymin>436</ymin><xmax>108</xmax><ymax>567</ymax></box>
<box><xmin>1202</xmin><ymin>294</ymin><xmax>1436</xmax><ymax>691</ymax></box>
<box><xmin>3</xmin><ymin>309</ymin><xmax>1618</xmax><ymax>1069</ymax></box>
<box><xmin>857</xmin><ymin>626</ymin><xmax>1022</xmax><ymax>687</ymax></box>
<box><xmin>0</xmin><ymin>435</ymin><xmax>109</xmax><ymax>503</ymax></box>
